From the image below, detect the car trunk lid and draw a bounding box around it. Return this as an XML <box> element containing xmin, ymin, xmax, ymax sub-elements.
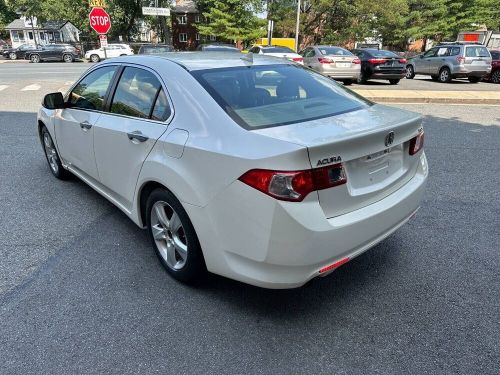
<box><xmin>253</xmin><ymin>104</ymin><xmax>423</xmax><ymax>218</ymax></box>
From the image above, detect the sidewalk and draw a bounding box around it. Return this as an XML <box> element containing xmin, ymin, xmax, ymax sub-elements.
<box><xmin>352</xmin><ymin>89</ymin><xmax>500</xmax><ymax>105</ymax></box>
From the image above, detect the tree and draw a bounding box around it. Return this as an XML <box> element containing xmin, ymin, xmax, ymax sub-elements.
<box><xmin>195</xmin><ymin>0</ymin><xmax>267</xmax><ymax>43</ymax></box>
<box><xmin>0</xmin><ymin>0</ymin><xmax>16</xmax><ymax>39</ymax></box>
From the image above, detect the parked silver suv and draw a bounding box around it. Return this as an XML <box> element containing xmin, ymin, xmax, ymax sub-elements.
<box><xmin>406</xmin><ymin>43</ymin><xmax>492</xmax><ymax>83</ymax></box>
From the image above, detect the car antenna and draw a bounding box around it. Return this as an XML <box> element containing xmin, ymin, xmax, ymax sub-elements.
<box><xmin>241</xmin><ymin>52</ymin><xmax>253</xmax><ymax>64</ymax></box>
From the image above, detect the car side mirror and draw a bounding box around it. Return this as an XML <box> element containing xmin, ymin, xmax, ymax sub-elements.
<box><xmin>43</xmin><ymin>92</ymin><xmax>65</xmax><ymax>110</ymax></box>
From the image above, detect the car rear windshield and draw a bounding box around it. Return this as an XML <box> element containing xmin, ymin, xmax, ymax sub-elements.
<box><xmin>465</xmin><ymin>46</ymin><xmax>490</xmax><ymax>57</ymax></box>
<box><xmin>203</xmin><ymin>46</ymin><xmax>239</xmax><ymax>52</ymax></box>
<box><xmin>319</xmin><ymin>47</ymin><xmax>353</xmax><ymax>56</ymax></box>
<box><xmin>262</xmin><ymin>47</ymin><xmax>294</xmax><ymax>53</ymax></box>
<box><xmin>369</xmin><ymin>50</ymin><xmax>399</xmax><ymax>58</ymax></box>
<box><xmin>191</xmin><ymin>64</ymin><xmax>371</xmax><ymax>130</ymax></box>
<box><xmin>142</xmin><ymin>46</ymin><xmax>173</xmax><ymax>54</ymax></box>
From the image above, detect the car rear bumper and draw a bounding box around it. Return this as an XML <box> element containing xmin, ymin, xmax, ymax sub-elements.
<box><xmin>186</xmin><ymin>152</ymin><xmax>428</xmax><ymax>289</ymax></box>
<box><xmin>369</xmin><ymin>72</ymin><xmax>406</xmax><ymax>80</ymax></box>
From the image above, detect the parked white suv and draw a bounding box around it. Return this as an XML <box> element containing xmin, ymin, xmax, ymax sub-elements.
<box><xmin>85</xmin><ymin>44</ymin><xmax>134</xmax><ymax>62</ymax></box>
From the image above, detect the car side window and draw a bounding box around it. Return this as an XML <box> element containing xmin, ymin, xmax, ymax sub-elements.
<box><xmin>110</xmin><ymin>67</ymin><xmax>168</xmax><ymax>120</ymax></box>
<box><xmin>423</xmin><ymin>48</ymin><xmax>437</xmax><ymax>58</ymax></box>
<box><xmin>305</xmin><ymin>49</ymin><xmax>315</xmax><ymax>58</ymax></box>
<box><xmin>151</xmin><ymin>88</ymin><xmax>172</xmax><ymax>121</ymax></box>
<box><xmin>69</xmin><ymin>66</ymin><xmax>117</xmax><ymax>111</ymax></box>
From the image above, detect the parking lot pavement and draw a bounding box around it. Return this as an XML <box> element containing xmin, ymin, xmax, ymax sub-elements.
<box><xmin>0</xmin><ymin>69</ymin><xmax>499</xmax><ymax>375</ymax></box>
<box><xmin>353</xmin><ymin>74</ymin><xmax>498</xmax><ymax>91</ymax></box>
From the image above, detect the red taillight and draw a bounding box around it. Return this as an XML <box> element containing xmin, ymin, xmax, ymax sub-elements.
<box><xmin>318</xmin><ymin>57</ymin><xmax>331</xmax><ymax>64</ymax></box>
<box><xmin>456</xmin><ymin>56</ymin><xmax>465</xmax><ymax>64</ymax></box>
<box><xmin>239</xmin><ymin>164</ymin><xmax>347</xmax><ymax>202</ymax></box>
<box><xmin>319</xmin><ymin>257</ymin><xmax>350</xmax><ymax>273</ymax></box>
<box><xmin>353</xmin><ymin>58</ymin><xmax>361</xmax><ymax>64</ymax></box>
<box><xmin>399</xmin><ymin>58</ymin><xmax>407</xmax><ymax>64</ymax></box>
<box><xmin>409</xmin><ymin>132</ymin><xmax>425</xmax><ymax>155</ymax></box>
<box><xmin>368</xmin><ymin>58</ymin><xmax>386</xmax><ymax>64</ymax></box>
<box><xmin>292</xmin><ymin>57</ymin><xmax>303</xmax><ymax>62</ymax></box>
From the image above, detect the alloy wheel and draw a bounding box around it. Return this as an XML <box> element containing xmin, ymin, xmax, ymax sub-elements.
<box><xmin>43</xmin><ymin>132</ymin><xmax>59</xmax><ymax>174</ymax></box>
<box><xmin>492</xmin><ymin>71</ymin><xmax>500</xmax><ymax>84</ymax></box>
<box><xmin>31</xmin><ymin>54</ymin><xmax>40</xmax><ymax>63</ymax></box>
<box><xmin>63</xmin><ymin>54</ymin><xmax>73</xmax><ymax>63</ymax></box>
<box><xmin>439</xmin><ymin>69</ymin><xmax>450</xmax><ymax>82</ymax></box>
<box><xmin>405</xmin><ymin>66</ymin><xmax>414</xmax><ymax>79</ymax></box>
<box><xmin>150</xmin><ymin>201</ymin><xmax>188</xmax><ymax>270</ymax></box>
<box><xmin>9</xmin><ymin>52</ymin><xmax>16</xmax><ymax>60</ymax></box>
<box><xmin>90</xmin><ymin>54</ymin><xmax>99</xmax><ymax>63</ymax></box>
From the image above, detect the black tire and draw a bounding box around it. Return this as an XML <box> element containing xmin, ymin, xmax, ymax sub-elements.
<box><xmin>357</xmin><ymin>70</ymin><xmax>368</xmax><ymax>84</ymax></box>
<box><xmin>389</xmin><ymin>79</ymin><xmax>400</xmax><ymax>85</ymax></box>
<box><xmin>468</xmin><ymin>76</ymin><xmax>480</xmax><ymax>83</ymax></box>
<box><xmin>63</xmin><ymin>54</ymin><xmax>73</xmax><ymax>63</ymax></box>
<box><xmin>343</xmin><ymin>79</ymin><xmax>353</xmax><ymax>86</ymax></box>
<box><xmin>146</xmin><ymin>188</ymin><xmax>206</xmax><ymax>284</ymax></box>
<box><xmin>90</xmin><ymin>54</ymin><xmax>100</xmax><ymax>63</ymax></box>
<box><xmin>405</xmin><ymin>65</ymin><xmax>415</xmax><ymax>79</ymax></box>
<box><xmin>30</xmin><ymin>54</ymin><xmax>40</xmax><ymax>63</ymax></box>
<box><xmin>492</xmin><ymin>70</ymin><xmax>500</xmax><ymax>84</ymax></box>
<box><xmin>41</xmin><ymin>126</ymin><xmax>71</xmax><ymax>180</ymax></box>
<box><xmin>438</xmin><ymin>67</ymin><xmax>452</xmax><ymax>83</ymax></box>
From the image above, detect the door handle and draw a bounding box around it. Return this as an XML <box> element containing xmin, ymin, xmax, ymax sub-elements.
<box><xmin>127</xmin><ymin>130</ymin><xmax>149</xmax><ymax>143</ymax></box>
<box><xmin>80</xmin><ymin>121</ymin><xmax>92</xmax><ymax>130</ymax></box>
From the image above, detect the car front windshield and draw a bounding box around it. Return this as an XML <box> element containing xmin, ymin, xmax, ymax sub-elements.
<box><xmin>191</xmin><ymin>64</ymin><xmax>371</xmax><ymax>129</ymax></box>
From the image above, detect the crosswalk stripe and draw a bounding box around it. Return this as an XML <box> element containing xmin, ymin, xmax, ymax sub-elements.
<box><xmin>21</xmin><ymin>84</ymin><xmax>41</xmax><ymax>91</ymax></box>
<box><xmin>0</xmin><ymin>85</ymin><xmax>8</xmax><ymax>92</ymax></box>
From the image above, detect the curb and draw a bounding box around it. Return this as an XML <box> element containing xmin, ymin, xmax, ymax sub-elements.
<box><xmin>0</xmin><ymin>59</ymin><xmax>29</xmax><ymax>64</ymax></box>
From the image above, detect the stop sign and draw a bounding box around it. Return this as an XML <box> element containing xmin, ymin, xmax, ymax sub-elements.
<box><xmin>89</xmin><ymin>7</ymin><xmax>111</xmax><ymax>34</ymax></box>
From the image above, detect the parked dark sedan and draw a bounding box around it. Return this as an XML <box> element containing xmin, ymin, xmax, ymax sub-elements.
<box><xmin>138</xmin><ymin>44</ymin><xmax>174</xmax><ymax>54</ymax></box>
<box><xmin>352</xmin><ymin>48</ymin><xmax>407</xmax><ymax>84</ymax></box>
<box><xmin>2</xmin><ymin>43</ymin><xmax>36</xmax><ymax>60</ymax></box>
<box><xmin>25</xmin><ymin>44</ymin><xmax>80</xmax><ymax>63</ymax></box>
<box><xmin>484</xmin><ymin>50</ymin><xmax>500</xmax><ymax>83</ymax></box>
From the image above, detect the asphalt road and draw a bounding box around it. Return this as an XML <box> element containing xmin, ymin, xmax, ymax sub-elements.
<box><xmin>0</xmin><ymin>60</ymin><xmax>498</xmax><ymax>91</ymax></box>
<box><xmin>0</xmin><ymin>63</ymin><xmax>499</xmax><ymax>374</ymax></box>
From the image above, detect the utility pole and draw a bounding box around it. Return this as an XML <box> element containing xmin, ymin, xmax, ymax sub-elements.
<box><xmin>267</xmin><ymin>0</ymin><xmax>273</xmax><ymax>45</ymax></box>
<box><xmin>295</xmin><ymin>0</ymin><xmax>301</xmax><ymax>52</ymax></box>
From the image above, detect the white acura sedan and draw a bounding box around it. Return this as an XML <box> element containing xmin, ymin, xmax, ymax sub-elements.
<box><xmin>38</xmin><ymin>53</ymin><xmax>427</xmax><ymax>288</ymax></box>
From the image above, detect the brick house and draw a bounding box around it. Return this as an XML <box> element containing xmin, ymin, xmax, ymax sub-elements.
<box><xmin>171</xmin><ymin>0</ymin><xmax>205</xmax><ymax>51</ymax></box>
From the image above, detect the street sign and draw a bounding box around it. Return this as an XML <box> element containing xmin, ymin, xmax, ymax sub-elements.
<box><xmin>89</xmin><ymin>7</ymin><xmax>111</xmax><ymax>34</ymax></box>
<box><xmin>142</xmin><ymin>7</ymin><xmax>170</xmax><ymax>16</ymax></box>
<box><xmin>99</xmin><ymin>34</ymin><xmax>108</xmax><ymax>47</ymax></box>
<box><xmin>89</xmin><ymin>0</ymin><xmax>106</xmax><ymax>7</ymax></box>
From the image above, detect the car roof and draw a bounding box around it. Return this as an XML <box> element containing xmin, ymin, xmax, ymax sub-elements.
<box><xmin>115</xmin><ymin>52</ymin><xmax>291</xmax><ymax>71</ymax></box>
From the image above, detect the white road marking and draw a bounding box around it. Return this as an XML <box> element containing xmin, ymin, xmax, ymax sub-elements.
<box><xmin>21</xmin><ymin>84</ymin><xmax>41</xmax><ymax>91</ymax></box>
<box><xmin>0</xmin><ymin>85</ymin><xmax>8</xmax><ymax>92</ymax></box>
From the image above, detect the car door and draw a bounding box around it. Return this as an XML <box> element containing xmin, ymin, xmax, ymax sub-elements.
<box><xmin>430</xmin><ymin>46</ymin><xmax>450</xmax><ymax>75</ymax></box>
<box><xmin>55</xmin><ymin>65</ymin><xmax>118</xmax><ymax>181</ymax></box>
<box><xmin>93</xmin><ymin>66</ymin><xmax>172</xmax><ymax>209</ymax></box>
<box><xmin>414</xmin><ymin>48</ymin><xmax>436</xmax><ymax>74</ymax></box>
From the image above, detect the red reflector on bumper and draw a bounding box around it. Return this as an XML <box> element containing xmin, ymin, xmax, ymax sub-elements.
<box><xmin>319</xmin><ymin>257</ymin><xmax>350</xmax><ymax>273</ymax></box>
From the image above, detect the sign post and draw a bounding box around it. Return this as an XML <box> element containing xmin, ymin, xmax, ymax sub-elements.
<box><xmin>89</xmin><ymin>7</ymin><xmax>111</xmax><ymax>59</ymax></box>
